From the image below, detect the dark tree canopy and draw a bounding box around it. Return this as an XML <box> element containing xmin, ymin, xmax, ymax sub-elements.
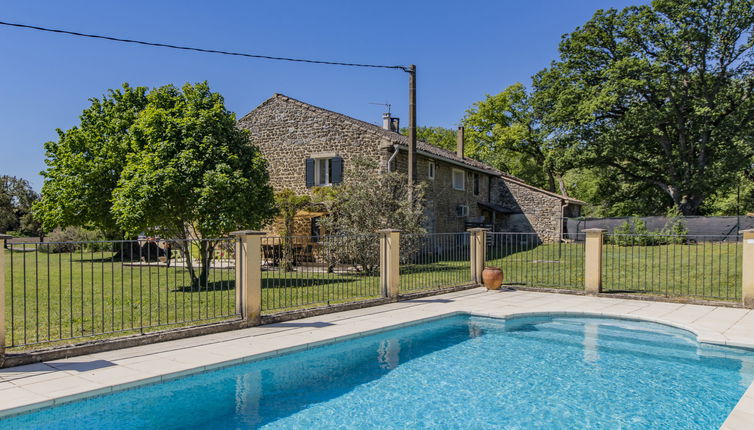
<box><xmin>534</xmin><ymin>0</ymin><xmax>754</xmax><ymax>214</ymax></box>
<box><xmin>0</xmin><ymin>176</ymin><xmax>40</xmax><ymax>235</ymax></box>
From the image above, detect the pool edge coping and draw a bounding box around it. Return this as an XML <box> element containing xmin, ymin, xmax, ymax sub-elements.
<box><xmin>0</xmin><ymin>311</ymin><xmax>467</xmax><ymax>419</ymax></box>
<box><xmin>2</xmin><ymin>304</ymin><xmax>754</xmax><ymax>425</ymax></box>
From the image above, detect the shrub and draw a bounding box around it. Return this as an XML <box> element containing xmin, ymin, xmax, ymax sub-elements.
<box><xmin>317</xmin><ymin>161</ymin><xmax>426</xmax><ymax>274</ymax></box>
<box><xmin>607</xmin><ymin>215</ymin><xmax>688</xmax><ymax>246</ymax></box>
<box><xmin>41</xmin><ymin>226</ymin><xmax>107</xmax><ymax>253</ymax></box>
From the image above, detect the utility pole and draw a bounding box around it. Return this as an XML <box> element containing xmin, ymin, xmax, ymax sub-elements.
<box><xmin>407</xmin><ymin>64</ymin><xmax>417</xmax><ymax>198</ymax></box>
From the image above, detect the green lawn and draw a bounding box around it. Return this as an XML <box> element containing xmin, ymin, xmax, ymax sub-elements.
<box><xmin>261</xmin><ymin>268</ymin><xmax>380</xmax><ymax>312</ymax></box>
<box><xmin>3</xmin><ymin>249</ymin><xmax>472</xmax><ymax>350</ymax></box>
<box><xmin>400</xmin><ymin>259</ymin><xmax>472</xmax><ymax>292</ymax></box>
<box><xmin>601</xmin><ymin>242</ymin><xmax>742</xmax><ymax>301</ymax></box>
<box><xmin>4</xmin><ymin>240</ymin><xmax>743</xmax><ymax>350</ymax></box>
<box><xmin>487</xmin><ymin>242</ymin><xmax>585</xmax><ymax>290</ymax></box>
<box><xmin>485</xmin><ymin>241</ymin><xmax>742</xmax><ymax>301</ymax></box>
<box><xmin>4</xmin><ymin>250</ymin><xmax>237</xmax><ymax>350</ymax></box>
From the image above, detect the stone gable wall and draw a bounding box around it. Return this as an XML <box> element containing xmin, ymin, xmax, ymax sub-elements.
<box><xmin>237</xmin><ymin>98</ymin><xmax>389</xmax><ymax>195</ymax></box>
<box><xmin>492</xmin><ymin>177</ymin><xmax>565</xmax><ymax>242</ymax></box>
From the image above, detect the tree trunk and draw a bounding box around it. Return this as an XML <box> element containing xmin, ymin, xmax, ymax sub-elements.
<box><xmin>556</xmin><ymin>175</ymin><xmax>569</xmax><ymax>197</ymax></box>
<box><xmin>176</xmin><ymin>240</ymin><xmax>215</xmax><ymax>290</ymax></box>
<box><xmin>666</xmin><ymin>184</ymin><xmax>703</xmax><ymax>215</ymax></box>
<box><xmin>546</xmin><ymin>170</ymin><xmax>557</xmax><ymax>193</ymax></box>
<box><xmin>678</xmin><ymin>195</ymin><xmax>703</xmax><ymax>215</ymax></box>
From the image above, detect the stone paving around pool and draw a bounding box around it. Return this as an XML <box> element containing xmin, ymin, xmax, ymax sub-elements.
<box><xmin>1</xmin><ymin>288</ymin><xmax>754</xmax><ymax>429</ymax></box>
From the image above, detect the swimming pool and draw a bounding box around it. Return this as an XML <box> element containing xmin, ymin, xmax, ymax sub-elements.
<box><xmin>2</xmin><ymin>314</ymin><xmax>753</xmax><ymax>429</ymax></box>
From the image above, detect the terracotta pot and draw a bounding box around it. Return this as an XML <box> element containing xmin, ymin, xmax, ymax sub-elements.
<box><xmin>482</xmin><ymin>266</ymin><xmax>504</xmax><ymax>290</ymax></box>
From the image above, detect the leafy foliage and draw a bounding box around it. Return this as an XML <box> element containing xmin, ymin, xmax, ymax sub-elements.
<box><xmin>0</xmin><ymin>176</ymin><xmax>41</xmax><ymax>236</ymax></box>
<box><xmin>111</xmin><ymin>82</ymin><xmax>276</xmax><ymax>285</ymax></box>
<box><xmin>463</xmin><ymin>83</ymin><xmax>569</xmax><ymax>194</ymax></box>
<box><xmin>317</xmin><ymin>160</ymin><xmax>427</xmax><ymax>274</ymax></box>
<box><xmin>534</xmin><ymin>0</ymin><xmax>754</xmax><ymax>214</ymax></box>
<box><xmin>274</xmin><ymin>189</ymin><xmax>310</xmax><ymax>271</ymax></box>
<box><xmin>42</xmin><ymin>226</ymin><xmax>107</xmax><ymax>253</ymax></box>
<box><xmin>608</xmin><ymin>216</ymin><xmax>688</xmax><ymax>246</ymax></box>
<box><xmin>36</xmin><ymin>82</ymin><xmax>275</xmax><ymax>286</ymax></box>
<box><xmin>34</xmin><ymin>84</ymin><xmax>149</xmax><ymax>237</ymax></box>
<box><xmin>400</xmin><ymin>126</ymin><xmax>458</xmax><ymax>152</ymax></box>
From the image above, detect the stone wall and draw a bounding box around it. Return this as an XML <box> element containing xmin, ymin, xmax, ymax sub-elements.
<box><xmin>264</xmin><ymin>213</ymin><xmax>322</xmax><ymax>237</ymax></box>
<box><xmin>392</xmin><ymin>151</ymin><xmax>492</xmax><ymax>233</ymax></box>
<box><xmin>237</xmin><ymin>94</ymin><xmax>579</xmax><ymax>240</ymax></box>
<box><xmin>237</xmin><ymin>96</ymin><xmax>389</xmax><ymax>196</ymax></box>
<box><xmin>491</xmin><ymin>177</ymin><xmax>566</xmax><ymax>242</ymax></box>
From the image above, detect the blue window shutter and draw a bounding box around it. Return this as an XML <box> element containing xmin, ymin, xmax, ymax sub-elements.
<box><xmin>305</xmin><ymin>158</ymin><xmax>315</xmax><ymax>187</ymax></box>
<box><xmin>331</xmin><ymin>156</ymin><xmax>344</xmax><ymax>184</ymax></box>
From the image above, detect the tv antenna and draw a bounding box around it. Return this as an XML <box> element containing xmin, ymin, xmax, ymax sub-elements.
<box><xmin>368</xmin><ymin>102</ymin><xmax>392</xmax><ymax>115</ymax></box>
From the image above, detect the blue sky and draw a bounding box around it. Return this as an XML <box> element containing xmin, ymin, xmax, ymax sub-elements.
<box><xmin>0</xmin><ymin>0</ymin><xmax>644</xmax><ymax>190</ymax></box>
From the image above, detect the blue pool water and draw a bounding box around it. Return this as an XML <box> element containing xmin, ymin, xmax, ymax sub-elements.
<box><xmin>3</xmin><ymin>314</ymin><xmax>754</xmax><ymax>429</ymax></box>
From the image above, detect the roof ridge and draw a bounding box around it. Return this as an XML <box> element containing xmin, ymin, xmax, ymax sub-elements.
<box><xmin>265</xmin><ymin>94</ymin><xmax>501</xmax><ymax>173</ymax></box>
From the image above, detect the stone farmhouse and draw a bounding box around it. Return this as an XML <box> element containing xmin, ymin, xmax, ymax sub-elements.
<box><xmin>237</xmin><ymin>94</ymin><xmax>583</xmax><ymax>242</ymax></box>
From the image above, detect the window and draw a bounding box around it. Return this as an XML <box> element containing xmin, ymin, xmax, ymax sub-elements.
<box><xmin>473</xmin><ymin>173</ymin><xmax>480</xmax><ymax>196</ymax></box>
<box><xmin>456</xmin><ymin>204</ymin><xmax>469</xmax><ymax>217</ymax></box>
<box><xmin>315</xmin><ymin>158</ymin><xmax>332</xmax><ymax>186</ymax></box>
<box><xmin>306</xmin><ymin>156</ymin><xmax>343</xmax><ymax>188</ymax></box>
<box><xmin>452</xmin><ymin>169</ymin><xmax>465</xmax><ymax>191</ymax></box>
<box><xmin>427</xmin><ymin>161</ymin><xmax>435</xmax><ymax>180</ymax></box>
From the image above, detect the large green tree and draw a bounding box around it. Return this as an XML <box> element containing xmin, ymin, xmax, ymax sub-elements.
<box><xmin>534</xmin><ymin>0</ymin><xmax>754</xmax><ymax>214</ymax></box>
<box><xmin>400</xmin><ymin>126</ymin><xmax>458</xmax><ymax>152</ymax></box>
<box><xmin>0</xmin><ymin>176</ymin><xmax>39</xmax><ymax>235</ymax></box>
<box><xmin>111</xmin><ymin>82</ymin><xmax>276</xmax><ymax>286</ymax></box>
<box><xmin>34</xmin><ymin>84</ymin><xmax>149</xmax><ymax>237</ymax></box>
<box><xmin>36</xmin><ymin>82</ymin><xmax>275</xmax><ymax>286</ymax></box>
<box><xmin>463</xmin><ymin>83</ymin><xmax>570</xmax><ymax>194</ymax></box>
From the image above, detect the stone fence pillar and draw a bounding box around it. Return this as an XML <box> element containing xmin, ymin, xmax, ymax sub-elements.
<box><xmin>584</xmin><ymin>229</ymin><xmax>606</xmax><ymax>295</ymax></box>
<box><xmin>0</xmin><ymin>235</ymin><xmax>10</xmax><ymax>357</ymax></box>
<box><xmin>742</xmin><ymin>230</ymin><xmax>754</xmax><ymax>308</ymax></box>
<box><xmin>468</xmin><ymin>228</ymin><xmax>488</xmax><ymax>285</ymax></box>
<box><xmin>378</xmin><ymin>229</ymin><xmax>400</xmax><ymax>299</ymax></box>
<box><xmin>231</xmin><ymin>230</ymin><xmax>264</xmax><ymax>325</ymax></box>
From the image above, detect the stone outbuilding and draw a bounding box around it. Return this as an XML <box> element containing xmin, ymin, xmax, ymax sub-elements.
<box><xmin>237</xmin><ymin>94</ymin><xmax>583</xmax><ymax>241</ymax></box>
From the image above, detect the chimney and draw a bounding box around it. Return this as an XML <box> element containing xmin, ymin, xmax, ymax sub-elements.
<box><xmin>456</xmin><ymin>126</ymin><xmax>465</xmax><ymax>159</ymax></box>
<box><xmin>390</xmin><ymin>117</ymin><xmax>400</xmax><ymax>133</ymax></box>
<box><xmin>382</xmin><ymin>113</ymin><xmax>392</xmax><ymax>130</ymax></box>
<box><xmin>382</xmin><ymin>113</ymin><xmax>400</xmax><ymax>133</ymax></box>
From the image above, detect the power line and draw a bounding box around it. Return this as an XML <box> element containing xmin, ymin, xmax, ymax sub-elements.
<box><xmin>0</xmin><ymin>20</ymin><xmax>411</xmax><ymax>72</ymax></box>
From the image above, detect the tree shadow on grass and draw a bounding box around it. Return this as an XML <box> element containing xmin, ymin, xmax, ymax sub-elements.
<box><xmin>401</xmin><ymin>264</ymin><xmax>468</xmax><ymax>275</ymax></box>
<box><xmin>262</xmin><ymin>276</ymin><xmax>368</xmax><ymax>289</ymax></box>
<box><xmin>172</xmin><ymin>280</ymin><xmax>236</xmax><ymax>293</ymax></box>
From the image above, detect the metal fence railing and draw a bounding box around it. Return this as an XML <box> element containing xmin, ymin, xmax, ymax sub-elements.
<box><xmin>602</xmin><ymin>234</ymin><xmax>743</xmax><ymax>301</ymax></box>
<box><xmin>260</xmin><ymin>234</ymin><xmax>381</xmax><ymax>313</ymax></box>
<box><xmin>400</xmin><ymin>232</ymin><xmax>472</xmax><ymax>292</ymax></box>
<box><xmin>486</xmin><ymin>232</ymin><xmax>585</xmax><ymax>290</ymax></box>
<box><xmin>5</xmin><ymin>237</ymin><xmax>238</xmax><ymax>350</ymax></box>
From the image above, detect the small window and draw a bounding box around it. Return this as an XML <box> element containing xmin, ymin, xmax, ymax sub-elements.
<box><xmin>473</xmin><ymin>174</ymin><xmax>480</xmax><ymax>196</ymax></box>
<box><xmin>452</xmin><ymin>169</ymin><xmax>465</xmax><ymax>191</ymax></box>
<box><xmin>314</xmin><ymin>158</ymin><xmax>332</xmax><ymax>186</ymax></box>
<box><xmin>427</xmin><ymin>161</ymin><xmax>435</xmax><ymax>180</ymax></box>
<box><xmin>306</xmin><ymin>156</ymin><xmax>342</xmax><ymax>188</ymax></box>
<box><xmin>456</xmin><ymin>205</ymin><xmax>469</xmax><ymax>217</ymax></box>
